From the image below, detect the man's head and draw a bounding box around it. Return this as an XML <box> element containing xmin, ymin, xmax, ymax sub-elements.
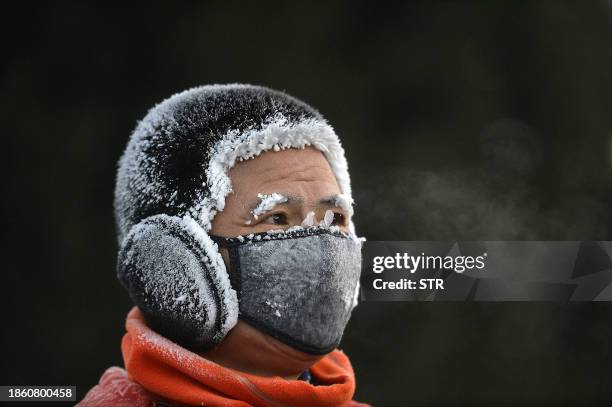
<box><xmin>114</xmin><ymin>85</ymin><xmax>360</xmax><ymax>369</ymax></box>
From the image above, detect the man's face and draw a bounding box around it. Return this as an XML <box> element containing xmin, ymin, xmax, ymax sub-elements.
<box><xmin>205</xmin><ymin>147</ymin><xmax>353</xmax><ymax>375</ymax></box>
<box><xmin>210</xmin><ymin>146</ymin><xmax>350</xmax><ymax>236</ymax></box>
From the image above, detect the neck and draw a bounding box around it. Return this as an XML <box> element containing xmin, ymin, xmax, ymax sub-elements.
<box><xmin>201</xmin><ymin>320</ymin><xmax>323</xmax><ymax>380</ymax></box>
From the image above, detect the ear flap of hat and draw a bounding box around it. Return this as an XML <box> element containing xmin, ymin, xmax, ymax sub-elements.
<box><xmin>117</xmin><ymin>214</ymin><xmax>237</xmax><ymax>350</ymax></box>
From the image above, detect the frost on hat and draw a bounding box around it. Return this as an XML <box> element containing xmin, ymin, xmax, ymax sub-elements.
<box><xmin>114</xmin><ymin>84</ymin><xmax>354</xmax><ymax>347</ymax></box>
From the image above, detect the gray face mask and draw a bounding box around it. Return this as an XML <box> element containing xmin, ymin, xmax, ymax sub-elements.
<box><xmin>211</xmin><ymin>227</ymin><xmax>362</xmax><ymax>355</ymax></box>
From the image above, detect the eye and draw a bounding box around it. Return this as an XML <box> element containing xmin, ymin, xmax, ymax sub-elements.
<box><xmin>332</xmin><ymin>212</ymin><xmax>346</xmax><ymax>226</ymax></box>
<box><xmin>263</xmin><ymin>213</ymin><xmax>289</xmax><ymax>225</ymax></box>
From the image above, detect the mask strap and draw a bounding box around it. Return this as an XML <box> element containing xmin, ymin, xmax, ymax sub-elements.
<box><xmin>209</xmin><ymin>235</ymin><xmax>242</xmax><ymax>299</ymax></box>
<box><xmin>227</xmin><ymin>246</ymin><xmax>242</xmax><ymax>297</ymax></box>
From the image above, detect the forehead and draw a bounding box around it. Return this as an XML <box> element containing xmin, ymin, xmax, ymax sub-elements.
<box><xmin>227</xmin><ymin>147</ymin><xmax>340</xmax><ymax>196</ymax></box>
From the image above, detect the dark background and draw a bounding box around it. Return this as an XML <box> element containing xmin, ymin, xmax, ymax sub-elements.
<box><xmin>3</xmin><ymin>2</ymin><xmax>612</xmax><ymax>405</ymax></box>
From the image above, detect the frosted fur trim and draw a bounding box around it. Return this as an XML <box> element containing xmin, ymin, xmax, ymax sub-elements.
<box><xmin>199</xmin><ymin>115</ymin><xmax>353</xmax><ymax>231</ymax></box>
<box><xmin>321</xmin><ymin>209</ymin><xmax>335</xmax><ymax>227</ymax></box>
<box><xmin>181</xmin><ymin>215</ymin><xmax>238</xmax><ymax>339</ymax></box>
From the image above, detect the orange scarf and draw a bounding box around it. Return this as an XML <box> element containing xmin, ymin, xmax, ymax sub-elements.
<box><xmin>122</xmin><ymin>308</ymin><xmax>361</xmax><ymax>407</ymax></box>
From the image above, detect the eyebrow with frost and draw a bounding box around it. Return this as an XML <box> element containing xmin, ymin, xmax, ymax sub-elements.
<box><xmin>244</xmin><ymin>193</ymin><xmax>352</xmax><ymax>225</ymax></box>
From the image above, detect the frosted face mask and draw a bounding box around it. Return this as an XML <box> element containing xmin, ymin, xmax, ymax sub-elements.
<box><xmin>211</xmin><ymin>227</ymin><xmax>362</xmax><ymax>355</ymax></box>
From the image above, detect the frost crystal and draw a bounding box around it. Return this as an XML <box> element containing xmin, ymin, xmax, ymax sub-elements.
<box><xmin>320</xmin><ymin>209</ymin><xmax>335</xmax><ymax>227</ymax></box>
<box><xmin>301</xmin><ymin>211</ymin><xmax>316</xmax><ymax>227</ymax></box>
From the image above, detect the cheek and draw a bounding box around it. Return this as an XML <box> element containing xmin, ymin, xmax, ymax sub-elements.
<box><xmin>210</xmin><ymin>209</ymin><xmax>236</xmax><ymax>235</ymax></box>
